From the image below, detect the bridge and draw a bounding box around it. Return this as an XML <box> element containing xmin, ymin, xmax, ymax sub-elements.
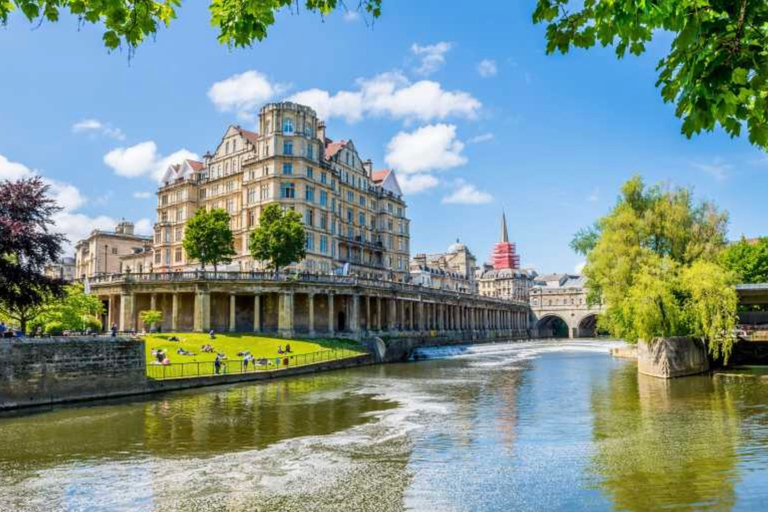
<box><xmin>529</xmin><ymin>274</ymin><xmax>604</xmax><ymax>338</ymax></box>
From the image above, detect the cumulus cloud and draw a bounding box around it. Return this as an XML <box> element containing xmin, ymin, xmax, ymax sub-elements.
<box><xmin>442</xmin><ymin>179</ymin><xmax>493</xmax><ymax>205</ymax></box>
<box><xmin>134</xmin><ymin>218</ymin><xmax>154</xmax><ymax>236</ymax></box>
<box><xmin>385</xmin><ymin>124</ymin><xmax>467</xmax><ymax>174</ymax></box>
<box><xmin>467</xmin><ymin>133</ymin><xmax>494</xmax><ymax>144</ymax></box>
<box><xmin>477</xmin><ymin>59</ymin><xmax>498</xmax><ymax>78</ymax></box>
<box><xmin>343</xmin><ymin>10</ymin><xmax>360</xmax><ymax>22</ymax></box>
<box><xmin>411</xmin><ymin>42</ymin><xmax>452</xmax><ymax>76</ymax></box>
<box><xmin>104</xmin><ymin>141</ymin><xmax>198</xmax><ymax>181</ymax></box>
<box><xmin>133</xmin><ymin>191</ymin><xmax>153</xmax><ymax>199</ymax></box>
<box><xmin>287</xmin><ymin>71</ymin><xmax>481</xmax><ymax>123</ymax></box>
<box><xmin>72</xmin><ymin>119</ymin><xmax>125</xmax><ymax>140</ymax></box>
<box><xmin>575</xmin><ymin>261</ymin><xmax>587</xmax><ymax>274</ymax></box>
<box><xmin>0</xmin><ymin>154</ymin><xmax>34</xmax><ymax>180</ymax></box>
<box><xmin>208</xmin><ymin>70</ymin><xmax>288</xmax><ymax>122</ymax></box>
<box><xmin>587</xmin><ymin>188</ymin><xmax>599</xmax><ymax>202</ymax></box>
<box><xmin>398</xmin><ymin>174</ymin><xmax>440</xmax><ymax>195</ymax></box>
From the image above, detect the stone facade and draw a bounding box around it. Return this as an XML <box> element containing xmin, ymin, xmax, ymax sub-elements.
<box><xmin>75</xmin><ymin>221</ymin><xmax>153</xmax><ymax>279</ymax></box>
<box><xmin>45</xmin><ymin>256</ymin><xmax>76</xmax><ymax>282</ymax></box>
<box><xmin>151</xmin><ymin>102</ymin><xmax>410</xmax><ymax>281</ymax></box>
<box><xmin>89</xmin><ymin>272</ymin><xmax>531</xmax><ymax>340</ymax></box>
<box><xmin>637</xmin><ymin>337</ymin><xmax>709</xmax><ymax>378</ymax></box>
<box><xmin>410</xmin><ymin>240</ymin><xmax>478</xmax><ymax>293</ymax></box>
<box><xmin>0</xmin><ymin>337</ymin><xmax>146</xmax><ymax>409</ymax></box>
<box><xmin>530</xmin><ymin>274</ymin><xmax>603</xmax><ymax>338</ymax></box>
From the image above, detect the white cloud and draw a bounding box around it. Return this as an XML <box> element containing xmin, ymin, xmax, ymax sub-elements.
<box><xmin>587</xmin><ymin>188</ymin><xmax>599</xmax><ymax>202</ymax></box>
<box><xmin>468</xmin><ymin>133</ymin><xmax>494</xmax><ymax>144</ymax></box>
<box><xmin>133</xmin><ymin>191</ymin><xmax>153</xmax><ymax>199</ymax></box>
<box><xmin>72</xmin><ymin>118</ymin><xmax>125</xmax><ymax>140</ymax></box>
<box><xmin>287</xmin><ymin>71</ymin><xmax>481</xmax><ymax>123</ymax></box>
<box><xmin>385</xmin><ymin>124</ymin><xmax>467</xmax><ymax>174</ymax></box>
<box><xmin>47</xmin><ymin>180</ymin><xmax>86</xmax><ymax>211</ymax></box>
<box><xmin>575</xmin><ymin>261</ymin><xmax>586</xmax><ymax>274</ymax></box>
<box><xmin>411</xmin><ymin>42</ymin><xmax>452</xmax><ymax>76</ymax></box>
<box><xmin>134</xmin><ymin>218</ymin><xmax>154</xmax><ymax>236</ymax></box>
<box><xmin>477</xmin><ymin>59</ymin><xmax>498</xmax><ymax>78</ymax></box>
<box><xmin>53</xmin><ymin>212</ymin><xmax>117</xmax><ymax>252</ymax></box>
<box><xmin>104</xmin><ymin>141</ymin><xmax>198</xmax><ymax>181</ymax></box>
<box><xmin>692</xmin><ymin>160</ymin><xmax>731</xmax><ymax>181</ymax></box>
<box><xmin>442</xmin><ymin>180</ymin><xmax>493</xmax><ymax>205</ymax></box>
<box><xmin>207</xmin><ymin>70</ymin><xmax>288</xmax><ymax>122</ymax></box>
<box><xmin>398</xmin><ymin>174</ymin><xmax>440</xmax><ymax>195</ymax></box>
<box><xmin>0</xmin><ymin>154</ymin><xmax>34</xmax><ymax>180</ymax></box>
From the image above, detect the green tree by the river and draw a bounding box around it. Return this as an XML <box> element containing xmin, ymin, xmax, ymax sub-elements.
<box><xmin>248</xmin><ymin>203</ymin><xmax>306</xmax><ymax>274</ymax></box>
<box><xmin>182</xmin><ymin>208</ymin><xmax>237</xmax><ymax>272</ymax></box>
<box><xmin>573</xmin><ymin>176</ymin><xmax>738</xmax><ymax>361</ymax></box>
<box><xmin>721</xmin><ymin>236</ymin><xmax>768</xmax><ymax>284</ymax></box>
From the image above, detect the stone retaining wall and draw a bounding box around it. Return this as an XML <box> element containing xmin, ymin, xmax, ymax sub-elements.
<box><xmin>637</xmin><ymin>337</ymin><xmax>709</xmax><ymax>379</ymax></box>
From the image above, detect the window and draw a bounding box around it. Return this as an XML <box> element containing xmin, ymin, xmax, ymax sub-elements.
<box><xmin>397</xmin><ymin>206</ymin><xmax>403</xmax><ymax>217</ymax></box>
<box><xmin>233</xmin><ymin>139</ymin><xmax>237</xmax><ymax>152</ymax></box>
<box><xmin>260</xmin><ymin>185</ymin><xmax>270</xmax><ymax>200</ymax></box>
<box><xmin>359</xmin><ymin>195</ymin><xmax>366</xmax><ymax>207</ymax></box>
<box><xmin>320</xmin><ymin>172</ymin><xmax>327</xmax><ymax>184</ymax></box>
<box><xmin>281</xmin><ymin>182</ymin><xmax>295</xmax><ymax>199</ymax></box>
<box><xmin>283</xmin><ymin>141</ymin><xmax>293</xmax><ymax>156</ymax></box>
<box><xmin>347</xmin><ymin>208</ymin><xmax>353</xmax><ymax>223</ymax></box>
<box><xmin>305</xmin><ymin>233</ymin><xmax>315</xmax><ymax>251</ymax></box>
<box><xmin>175</xmin><ymin>228</ymin><xmax>182</xmax><ymax>241</ymax></box>
<box><xmin>320</xmin><ymin>235</ymin><xmax>328</xmax><ymax>254</ymax></box>
<box><xmin>226</xmin><ymin>199</ymin><xmax>234</xmax><ymax>213</ymax></box>
<box><xmin>358</xmin><ymin>212</ymin><xmax>365</xmax><ymax>226</ymax></box>
<box><xmin>225</xmin><ymin>141</ymin><xmax>230</xmax><ymax>154</ymax></box>
<box><xmin>248</xmin><ymin>188</ymin><xmax>257</xmax><ymax>204</ymax></box>
<box><xmin>319</xmin><ymin>190</ymin><xmax>328</xmax><ymax>207</ymax></box>
<box><xmin>175</xmin><ymin>248</ymin><xmax>183</xmax><ymax>262</ymax></box>
<box><xmin>320</xmin><ymin>213</ymin><xmax>327</xmax><ymax>230</ymax></box>
<box><xmin>305</xmin><ymin>186</ymin><xmax>315</xmax><ymax>202</ymax></box>
<box><xmin>282</xmin><ymin>163</ymin><xmax>293</xmax><ymax>175</ymax></box>
<box><xmin>306</xmin><ymin>167</ymin><xmax>314</xmax><ymax>179</ymax></box>
<box><xmin>111</xmin><ymin>247</ymin><xmax>118</xmax><ymax>255</ymax></box>
<box><xmin>305</xmin><ymin>208</ymin><xmax>314</xmax><ymax>226</ymax></box>
<box><xmin>347</xmin><ymin>191</ymin><xmax>354</xmax><ymax>203</ymax></box>
<box><xmin>306</xmin><ymin>143</ymin><xmax>314</xmax><ymax>159</ymax></box>
<box><xmin>283</xmin><ymin>117</ymin><xmax>294</xmax><ymax>134</ymax></box>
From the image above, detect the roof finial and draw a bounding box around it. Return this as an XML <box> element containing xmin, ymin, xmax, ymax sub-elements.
<box><xmin>501</xmin><ymin>210</ymin><xmax>509</xmax><ymax>243</ymax></box>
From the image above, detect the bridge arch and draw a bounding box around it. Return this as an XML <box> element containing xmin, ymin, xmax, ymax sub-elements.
<box><xmin>536</xmin><ymin>314</ymin><xmax>570</xmax><ymax>339</ymax></box>
<box><xmin>576</xmin><ymin>313</ymin><xmax>599</xmax><ymax>338</ymax></box>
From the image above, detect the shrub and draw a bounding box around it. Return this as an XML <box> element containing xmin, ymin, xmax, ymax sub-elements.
<box><xmin>45</xmin><ymin>321</ymin><xmax>65</xmax><ymax>336</ymax></box>
<box><xmin>82</xmin><ymin>315</ymin><xmax>102</xmax><ymax>333</ymax></box>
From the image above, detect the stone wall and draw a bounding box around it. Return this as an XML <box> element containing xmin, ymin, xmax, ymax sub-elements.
<box><xmin>637</xmin><ymin>337</ymin><xmax>709</xmax><ymax>379</ymax></box>
<box><xmin>0</xmin><ymin>337</ymin><xmax>146</xmax><ymax>409</ymax></box>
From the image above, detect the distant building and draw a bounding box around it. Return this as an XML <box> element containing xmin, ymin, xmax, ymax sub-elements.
<box><xmin>74</xmin><ymin>221</ymin><xmax>153</xmax><ymax>279</ymax></box>
<box><xmin>45</xmin><ymin>256</ymin><xmax>76</xmax><ymax>282</ymax></box>
<box><xmin>477</xmin><ymin>212</ymin><xmax>535</xmax><ymax>302</ymax></box>
<box><xmin>530</xmin><ymin>273</ymin><xmax>603</xmax><ymax>337</ymax></box>
<box><xmin>410</xmin><ymin>240</ymin><xmax>478</xmax><ymax>293</ymax></box>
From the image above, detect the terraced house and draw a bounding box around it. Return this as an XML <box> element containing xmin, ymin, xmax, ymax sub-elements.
<box><xmin>154</xmin><ymin>102</ymin><xmax>410</xmax><ymax>280</ymax></box>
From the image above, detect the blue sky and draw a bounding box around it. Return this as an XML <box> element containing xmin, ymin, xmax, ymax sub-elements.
<box><xmin>1</xmin><ymin>0</ymin><xmax>766</xmax><ymax>274</ymax></box>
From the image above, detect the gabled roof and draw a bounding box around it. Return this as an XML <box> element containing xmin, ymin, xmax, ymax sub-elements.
<box><xmin>372</xmin><ymin>169</ymin><xmax>403</xmax><ymax>196</ymax></box>
<box><xmin>325</xmin><ymin>140</ymin><xmax>347</xmax><ymax>160</ymax></box>
<box><xmin>372</xmin><ymin>169</ymin><xmax>390</xmax><ymax>183</ymax></box>
<box><xmin>161</xmin><ymin>159</ymin><xmax>204</xmax><ymax>184</ymax></box>
<box><xmin>236</xmin><ymin>127</ymin><xmax>260</xmax><ymax>146</ymax></box>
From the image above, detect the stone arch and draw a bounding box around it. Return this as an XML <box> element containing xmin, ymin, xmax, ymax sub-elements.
<box><xmin>536</xmin><ymin>314</ymin><xmax>570</xmax><ymax>338</ymax></box>
<box><xmin>576</xmin><ymin>313</ymin><xmax>599</xmax><ymax>338</ymax></box>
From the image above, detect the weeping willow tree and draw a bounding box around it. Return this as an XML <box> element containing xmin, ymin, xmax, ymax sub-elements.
<box><xmin>573</xmin><ymin>176</ymin><xmax>738</xmax><ymax>362</ymax></box>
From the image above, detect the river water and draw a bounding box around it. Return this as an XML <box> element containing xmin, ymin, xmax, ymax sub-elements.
<box><xmin>2</xmin><ymin>340</ymin><xmax>768</xmax><ymax>511</ymax></box>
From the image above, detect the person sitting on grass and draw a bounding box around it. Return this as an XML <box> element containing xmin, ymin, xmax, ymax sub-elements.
<box><xmin>209</xmin><ymin>329</ymin><xmax>216</xmax><ymax>340</ymax></box>
<box><xmin>285</xmin><ymin>343</ymin><xmax>292</xmax><ymax>353</ymax></box>
<box><xmin>277</xmin><ymin>345</ymin><xmax>284</xmax><ymax>354</ymax></box>
<box><xmin>201</xmin><ymin>344</ymin><xmax>214</xmax><ymax>353</ymax></box>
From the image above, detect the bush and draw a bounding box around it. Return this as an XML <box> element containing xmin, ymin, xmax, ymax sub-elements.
<box><xmin>82</xmin><ymin>315</ymin><xmax>102</xmax><ymax>333</ymax></box>
<box><xmin>45</xmin><ymin>321</ymin><xmax>65</xmax><ymax>336</ymax></box>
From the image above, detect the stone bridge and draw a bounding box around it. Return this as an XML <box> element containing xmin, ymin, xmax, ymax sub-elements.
<box><xmin>530</xmin><ymin>281</ymin><xmax>603</xmax><ymax>338</ymax></box>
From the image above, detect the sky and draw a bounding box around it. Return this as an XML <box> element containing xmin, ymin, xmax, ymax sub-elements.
<box><xmin>1</xmin><ymin>0</ymin><xmax>766</xmax><ymax>274</ymax></box>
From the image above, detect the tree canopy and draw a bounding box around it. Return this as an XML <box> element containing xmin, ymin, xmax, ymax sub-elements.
<box><xmin>534</xmin><ymin>0</ymin><xmax>768</xmax><ymax>149</ymax></box>
<box><xmin>249</xmin><ymin>203</ymin><xmax>306</xmax><ymax>273</ymax></box>
<box><xmin>1</xmin><ymin>0</ymin><xmax>382</xmax><ymax>50</ymax></box>
<box><xmin>573</xmin><ymin>175</ymin><xmax>738</xmax><ymax>361</ymax></box>
<box><xmin>721</xmin><ymin>236</ymin><xmax>768</xmax><ymax>284</ymax></box>
<box><xmin>28</xmin><ymin>282</ymin><xmax>104</xmax><ymax>334</ymax></box>
<box><xmin>182</xmin><ymin>207</ymin><xmax>237</xmax><ymax>271</ymax></box>
<box><xmin>0</xmin><ymin>177</ymin><xmax>66</xmax><ymax>332</ymax></box>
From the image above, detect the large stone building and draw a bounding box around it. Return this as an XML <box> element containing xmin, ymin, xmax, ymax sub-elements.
<box><xmin>74</xmin><ymin>221</ymin><xmax>153</xmax><ymax>279</ymax></box>
<box><xmin>530</xmin><ymin>273</ymin><xmax>603</xmax><ymax>337</ymax></box>
<box><xmin>410</xmin><ymin>240</ymin><xmax>478</xmax><ymax>293</ymax></box>
<box><xmin>45</xmin><ymin>257</ymin><xmax>76</xmax><ymax>282</ymax></box>
<box><xmin>477</xmin><ymin>213</ymin><xmax>536</xmax><ymax>302</ymax></box>
<box><xmin>152</xmin><ymin>102</ymin><xmax>410</xmax><ymax>280</ymax></box>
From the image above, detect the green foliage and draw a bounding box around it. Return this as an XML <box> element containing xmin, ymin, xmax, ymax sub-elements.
<box><xmin>576</xmin><ymin>175</ymin><xmax>738</xmax><ymax>361</ymax></box>
<box><xmin>533</xmin><ymin>0</ymin><xmax>768</xmax><ymax>149</ymax></box>
<box><xmin>44</xmin><ymin>321</ymin><xmax>64</xmax><ymax>336</ymax></box>
<box><xmin>29</xmin><ymin>282</ymin><xmax>105</xmax><ymax>333</ymax></box>
<box><xmin>82</xmin><ymin>314</ymin><xmax>103</xmax><ymax>332</ymax></box>
<box><xmin>1</xmin><ymin>0</ymin><xmax>381</xmax><ymax>51</ymax></box>
<box><xmin>182</xmin><ymin>208</ymin><xmax>236</xmax><ymax>271</ymax></box>
<box><xmin>248</xmin><ymin>203</ymin><xmax>306</xmax><ymax>273</ymax></box>
<box><xmin>140</xmin><ymin>309</ymin><xmax>163</xmax><ymax>331</ymax></box>
<box><xmin>721</xmin><ymin>237</ymin><xmax>768</xmax><ymax>284</ymax></box>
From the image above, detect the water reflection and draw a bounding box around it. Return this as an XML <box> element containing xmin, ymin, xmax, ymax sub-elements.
<box><xmin>590</xmin><ymin>363</ymin><xmax>740</xmax><ymax>511</ymax></box>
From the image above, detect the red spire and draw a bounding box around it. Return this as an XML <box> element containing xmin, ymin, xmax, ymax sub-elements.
<box><xmin>492</xmin><ymin>211</ymin><xmax>520</xmax><ymax>269</ymax></box>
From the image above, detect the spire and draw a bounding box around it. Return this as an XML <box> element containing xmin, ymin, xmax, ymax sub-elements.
<box><xmin>501</xmin><ymin>210</ymin><xmax>509</xmax><ymax>243</ymax></box>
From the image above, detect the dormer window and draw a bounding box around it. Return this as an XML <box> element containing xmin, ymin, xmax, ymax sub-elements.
<box><xmin>283</xmin><ymin>118</ymin><xmax>294</xmax><ymax>134</ymax></box>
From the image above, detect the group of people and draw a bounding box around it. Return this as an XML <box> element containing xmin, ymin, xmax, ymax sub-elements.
<box><xmin>277</xmin><ymin>344</ymin><xmax>292</xmax><ymax>354</ymax></box>
<box><xmin>150</xmin><ymin>348</ymin><xmax>171</xmax><ymax>365</ymax></box>
<box><xmin>0</xmin><ymin>322</ymin><xmax>18</xmax><ymax>339</ymax></box>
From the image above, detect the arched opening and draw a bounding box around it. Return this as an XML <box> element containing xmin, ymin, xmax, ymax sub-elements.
<box><xmin>337</xmin><ymin>311</ymin><xmax>347</xmax><ymax>332</ymax></box>
<box><xmin>577</xmin><ymin>314</ymin><xmax>598</xmax><ymax>338</ymax></box>
<box><xmin>536</xmin><ymin>315</ymin><xmax>569</xmax><ymax>338</ymax></box>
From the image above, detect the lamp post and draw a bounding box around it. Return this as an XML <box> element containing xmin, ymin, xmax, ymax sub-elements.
<box><xmin>104</xmin><ymin>244</ymin><xmax>109</xmax><ymax>275</ymax></box>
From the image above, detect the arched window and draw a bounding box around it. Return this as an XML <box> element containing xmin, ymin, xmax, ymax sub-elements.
<box><xmin>283</xmin><ymin>117</ymin><xmax>294</xmax><ymax>134</ymax></box>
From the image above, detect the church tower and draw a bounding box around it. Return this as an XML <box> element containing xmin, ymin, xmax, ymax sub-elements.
<box><xmin>491</xmin><ymin>211</ymin><xmax>520</xmax><ymax>270</ymax></box>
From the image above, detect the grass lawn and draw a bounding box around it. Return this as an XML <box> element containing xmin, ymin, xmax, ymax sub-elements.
<box><xmin>142</xmin><ymin>332</ymin><xmax>364</xmax><ymax>367</ymax></box>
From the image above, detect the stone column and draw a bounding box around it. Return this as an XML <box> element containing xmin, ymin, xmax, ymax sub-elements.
<box><xmin>253</xmin><ymin>294</ymin><xmax>261</xmax><ymax>332</ymax></box>
<box><xmin>438</xmin><ymin>304</ymin><xmax>444</xmax><ymax>331</ymax></box>
<box><xmin>308</xmin><ymin>293</ymin><xmax>316</xmax><ymax>336</ymax></box>
<box><xmin>377</xmin><ymin>297</ymin><xmax>383</xmax><ymax>331</ymax></box>
<box><xmin>171</xmin><ymin>293</ymin><xmax>179</xmax><ymax>331</ymax></box>
<box><xmin>409</xmin><ymin>301</ymin><xmax>414</xmax><ymax>331</ymax></box>
<box><xmin>418</xmin><ymin>299</ymin><xmax>425</xmax><ymax>333</ymax></box>
<box><xmin>328</xmin><ymin>293</ymin><xmax>335</xmax><ymax>336</ymax></box>
<box><xmin>119</xmin><ymin>292</ymin><xmax>135</xmax><ymax>332</ymax></box>
<box><xmin>229</xmin><ymin>294</ymin><xmax>237</xmax><ymax>332</ymax></box>
<box><xmin>388</xmin><ymin>298</ymin><xmax>396</xmax><ymax>331</ymax></box>
<box><xmin>350</xmin><ymin>294</ymin><xmax>361</xmax><ymax>333</ymax></box>
<box><xmin>108</xmin><ymin>295</ymin><xmax>115</xmax><ymax>328</ymax></box>
<box><xmin>365</xmin><ymin>295</ymin><xmax>371</xmax><ymax>332</ymax></box>
<box><xmin>193</xmin><ymin>290</ymin><xmax>210</xmax><ymax>332</ymax></box>
<box><xmin>398</xmin><ymin>299</ymin><xmax>404</xmax><ymax>331</ymax></box>
<box><xmin>278</xmin><ymin>292</ymin><xmax>295</xmax><ymax>338</ymax></box>
<box><xmin>150</xmin><ymin>293</ymin><xmax>157</xmax><ymax>311</ymax></box>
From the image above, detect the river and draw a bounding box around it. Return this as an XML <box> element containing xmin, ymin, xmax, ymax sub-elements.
<box><xmin>2</xmin><ymin>339</ymin><xmax>768</xmax><ymax>511</ymax></box>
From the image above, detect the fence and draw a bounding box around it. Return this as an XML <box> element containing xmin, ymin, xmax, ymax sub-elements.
<box><xmin>146</xmin><ymin>347</ymin><xmax>364</xmax><ymax>380</ymax></box>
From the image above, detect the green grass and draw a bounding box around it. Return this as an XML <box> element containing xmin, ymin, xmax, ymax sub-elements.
<box><xmin>142</xmin><ymin>332</ymin><xmax>364</xmax><ymax>366</ymax></box>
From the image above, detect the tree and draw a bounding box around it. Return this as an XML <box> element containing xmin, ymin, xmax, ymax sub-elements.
<box><xmin>139</xmin><ymin>310</ymin><xmax>163</xmax><ymax>332</ymax></box>
<box><xmin>29</xmin><ymin>282</ymin><xmax>105</xmax><ymax>333</ymax></box>
<box><xmin>1</xmin><ymin>0</ymin><xmax>382</xmax><ymax>51</ymax></box>
<box><xmin>182</xmin><ymin>208</ymin><xmax>236</xmax><ymax>272</ymax></box>
<box><xmin>574</xmin><ymin>175</ymin><xmax>738</xmax><ymax>360</ymax></box>
<box><xmin>721</xmin><ymin>236</ymin><xmax>768</xmax><ymax>284</ymax></box>
<box><xmin>0</xmin><ymin>177</ymin><xmax>66</xmax><ymax>332</ymax></box>
<box><xmin>534</xmin><ymin>0</ymin><xmax>768</xmax><ymax>149</ymax></box>
<box><xmin>249</xmin><ymin>203</ymin><xmax>306</xmax><ymax>273</ymax></box>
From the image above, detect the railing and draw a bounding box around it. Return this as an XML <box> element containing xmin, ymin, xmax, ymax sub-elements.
<box><xmin>146</xmin><ymin>347</ymin><xmax>364</xmax><ymax>380</ymax></box>
<box><xmin>88</xmin><ymin>271</ymin><xmax>530</xmax><ymax>308</ymax></box>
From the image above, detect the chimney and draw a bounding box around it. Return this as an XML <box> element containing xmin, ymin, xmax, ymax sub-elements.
<box><xmin>363</xmin><ymin>159</ymin><xmax>373</xmax><ymax>177</ymax></box>
<box><xmin>317</xmin><ymin>121</ymin><xmax>326</xmax><ymax>143</ymax></box>
<box><xmin>115</xmin><ymin>220</ymin><xmax>134</xmax><ymax>236</ymax></box>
